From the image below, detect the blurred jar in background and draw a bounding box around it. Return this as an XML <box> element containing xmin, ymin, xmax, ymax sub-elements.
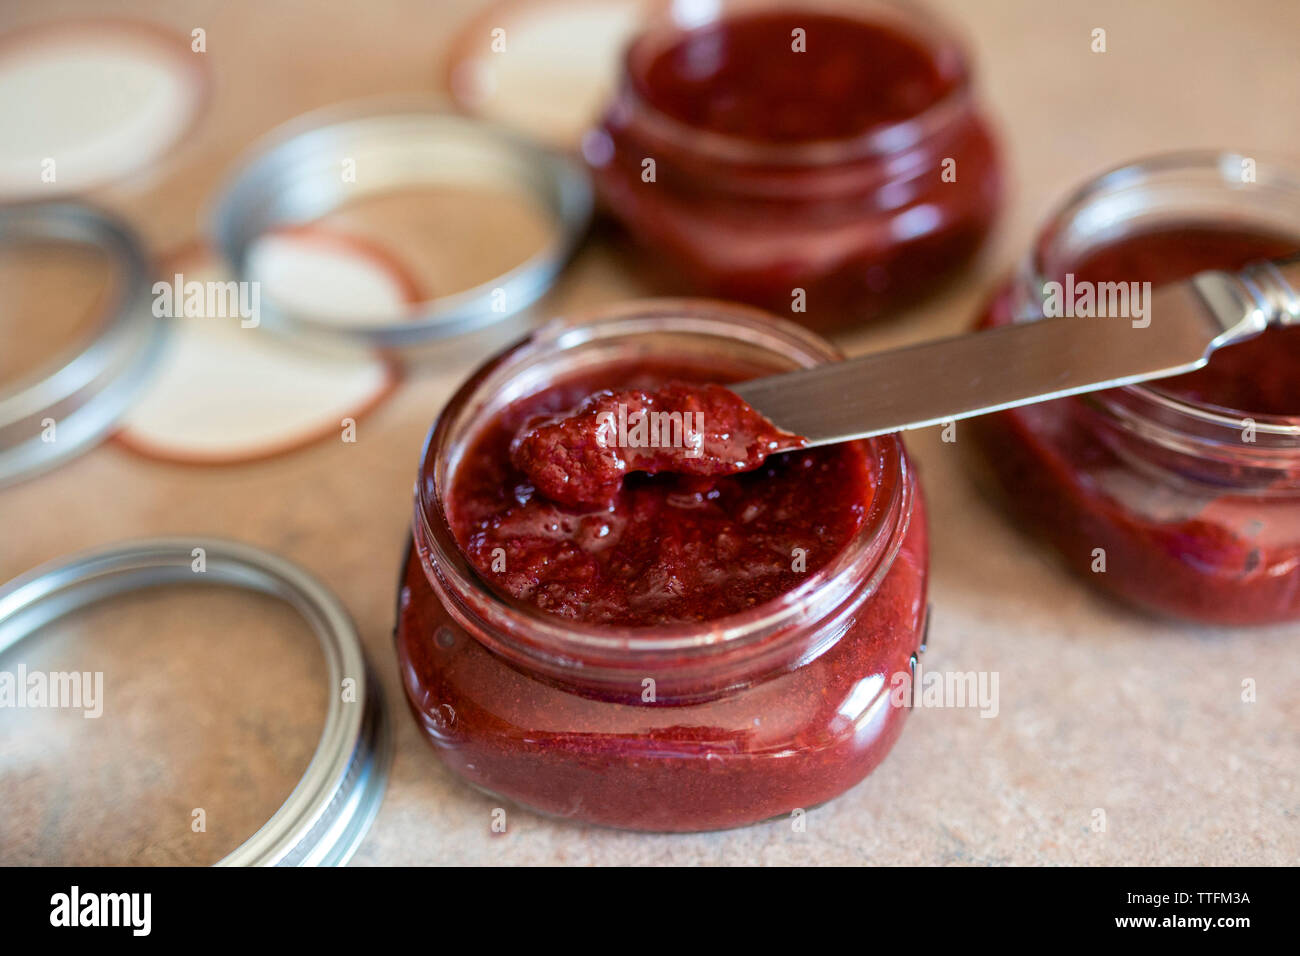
<box><xmin>584</xmin><ymin>0</ymin><xmax>1003</xmax><ymax>330</ymax></box>
<box><xmin>970</xmin><ymin>152</ymin><xmax>1300</xmax><ymax>626</ymax></box>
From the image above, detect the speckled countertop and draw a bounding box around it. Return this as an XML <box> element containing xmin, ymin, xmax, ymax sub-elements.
<box><xmin>0</xmin><ymin>0</ymin><xmax>1296</xmax><ymax>865</ymax></box>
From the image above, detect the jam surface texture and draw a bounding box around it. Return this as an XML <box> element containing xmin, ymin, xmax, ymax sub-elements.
<box><xmin>634</xmin><ymin>11</ymin><xmax>959</xmax><ymax>143</ymax></box>
<box><xmin>452</xmin><ymin>366</ymin><xmax>862</xmax><ymax>626</ymax></box>
<box><xmin>509</xmin><ymin>380</ymin><xmax>806</xmax><ymax>508</ymax></box>
<box><xmin>1072</xmin><ymin>228</ymin><xmax>1300</xmax><ymax>415</ymax></box>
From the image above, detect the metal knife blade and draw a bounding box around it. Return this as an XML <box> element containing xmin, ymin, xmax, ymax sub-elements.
<box><xmin>733</xmin><ymin>259</ymin><xmax>1300</xmax><ymax>447</ymax></box>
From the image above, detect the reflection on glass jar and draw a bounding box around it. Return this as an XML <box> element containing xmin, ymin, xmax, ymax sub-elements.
<box><xmin>583</xmin><ymin>0</ymin><xmax>1003</xmax><ymax>330</ymax></box>
<box><xmin>396</xmin><ymin>300</ymin><xmax>928</xmax><ymax>831</ymax></box>
<box><xmin>972</xmin><ymin>152</ymin><xmax>1300</xmax><ymax>625</ymax></box>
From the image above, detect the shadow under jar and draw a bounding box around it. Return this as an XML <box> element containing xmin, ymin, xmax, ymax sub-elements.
<box><xmin>582</xmin><ymin>0</ymin><xmax>1003</xmax><ymax>331</ymax></box>
<box><xmin>971</xmin><ymin>152</ymin><xmax>1300</xmax><ymax>626</ymax></box>
<box><xmin>396</xmin><ymin>301</ymin><xmax>928</xmax><ymax>831</ymax></box>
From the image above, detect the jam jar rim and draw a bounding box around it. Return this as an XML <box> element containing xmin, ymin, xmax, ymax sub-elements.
<box><xmin>602</xmin><ymin>0</ymin><xmax>980</xmax><ymax>168</ymax></box>
<box><xmin>411</xmin><ymin>298</ymin><xmax>914</xmax><ymax>666</ymax></box>
<box><xmin>1013</xmin><ymin>149</ymin><xmax>1300</xmax><ymax>448</ymax></box>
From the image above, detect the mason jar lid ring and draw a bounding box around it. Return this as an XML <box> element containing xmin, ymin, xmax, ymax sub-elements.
<box><xmin>0</xmin><ymin>537</ymin><xmax>391</xmax><ymax>866</ymax></box>
<box><xmin>210</xmin><ymin>97</ymin><xmax>594</xmax><ymax>348</ymax></box>
<box><xmin>0</xmin><ymin>202</ymin><xmax>164</xmax><ymax>487</ymax></box>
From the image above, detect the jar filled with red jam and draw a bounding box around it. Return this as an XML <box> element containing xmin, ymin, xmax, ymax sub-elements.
<box><xmin>971</xmin><ymin>152</ymin><xmax>1300</xmax><ymax>626</ymax></box>
<box><xmin>583</xmin><ymin>0</ymin><xmax>1002</xmax><ymax>330</ymax></box>
<box><xmin>396</xmin><ymin>300</ymin><xmax>928</xmax><ymax>831</ymax></box>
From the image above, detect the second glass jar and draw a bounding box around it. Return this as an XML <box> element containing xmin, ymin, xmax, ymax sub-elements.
<box><xmin>583</xmin><ymin>0</ymin><xmax>1003</xmax><ymax>330</ymax></box>
<box><xmin>971</xmin><ymin>152</ymin><xmax>1300</xmax><ymax>626</ymax></box>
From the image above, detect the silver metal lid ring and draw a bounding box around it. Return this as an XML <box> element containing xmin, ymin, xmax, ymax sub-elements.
<box><xmin>0</xmin><ymin>538</ymin><xmax>391</xmax><ymax>866</ymax></box>
<box><xmin>0</xmin><ymin>202</ymin><xmax>165</xmax><ymax>486</ymax></box>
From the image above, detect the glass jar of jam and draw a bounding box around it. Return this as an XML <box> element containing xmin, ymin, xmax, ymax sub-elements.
<box><xmin>396</xmin><ymin>300</ymin><xmax>928</xmax><ymax>831</ymax></box>
<box><xmin>583</xmin><ymin>0</ymin><xmax>1003</xmax><ymax>330</ymax></box>
<box><xmin>971</xmin><ymin>152</ymin><xmax>1300</xmax><ymax>625</ymax></box>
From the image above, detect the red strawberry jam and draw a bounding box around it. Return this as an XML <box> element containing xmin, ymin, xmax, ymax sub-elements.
<box><xmin>1075</xmin><ymin>229</ymin><xmax>1300</xmax><ymax>415</ymax></box>
<box><xmin>509</xmin><ymin>380</ymin><xmax>806</xmax><ymax>509</ymax></box>
<box><xmin>452</xmin><ymin>365</ymin><xmax>852</xmax><ymax>626</ymax></box>
<box><xmin>396</xmin><ymin>307</ymin><xmax>928</xmax><ymax>830</ymax></box>
<box><xmin>634</xmin><ymin>11</ymin><xmax>957</xmax><ymax>142</ymax></box>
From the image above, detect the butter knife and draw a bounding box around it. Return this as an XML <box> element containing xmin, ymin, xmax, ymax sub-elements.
<box><xmin>733</xmin><ymin>257</ymin><xmax>1300</xmax><ymax>446</ymax></box>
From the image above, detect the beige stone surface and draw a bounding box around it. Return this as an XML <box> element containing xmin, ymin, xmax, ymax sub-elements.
<box><xmin>0</xmin><ymin>0</ymin><xmax>1297</xmax><ymax>865</ymax></box>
